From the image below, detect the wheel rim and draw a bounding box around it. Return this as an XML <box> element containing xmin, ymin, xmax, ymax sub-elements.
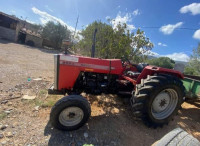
<box><xmin>151</xmin><ymin>89</ymin><xmax>178</xmax><ymax>120</ymax></box>
<box><xmin>59</xmin><ymin>107</ymin><xmax>84</xmax><ymax>127</ymax></box>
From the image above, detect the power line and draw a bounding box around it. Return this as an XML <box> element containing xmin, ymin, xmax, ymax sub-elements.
<box><xmin>140</xmin><ymin>26</ymin><xmax>199</xmax><ymax>31</ymax></box>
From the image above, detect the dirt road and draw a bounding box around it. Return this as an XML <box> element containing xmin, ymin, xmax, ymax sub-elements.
<box><xmin>0</xmin><ymin>39</ymin><xmax>199</xmax><ymax>146</ymax></box>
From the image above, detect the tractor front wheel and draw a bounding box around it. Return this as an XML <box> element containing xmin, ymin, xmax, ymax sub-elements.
<box><xmin>131</xmin><ymin>74</ymin><xmax>185</xmax><ymax>127</ymax></box>
<box><xmin>50</xmin><ymin>95</ymin><xmax>91</xmax><ymax>131</ymax></box>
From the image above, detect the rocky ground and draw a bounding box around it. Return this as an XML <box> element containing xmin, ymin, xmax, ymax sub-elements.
<box><xmin>0</xmin><ymin>39</ymin><xmax>200</xmax><ymax>146</ymax></box>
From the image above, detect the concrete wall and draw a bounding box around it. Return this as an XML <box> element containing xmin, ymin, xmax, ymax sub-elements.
<box><xmin>15</xmin><ymin>22</ymin><xmax>23</xmax><ymax>42</ymax></box>
<box><xmin>25</xmin><ymin>34</ymin><xmax>43</xmax><ymax>48</ymax></box>
<box><xmin>0</xmin><ymin>26</ymin><xmax>16</xmax><ymax>41</ymax></box>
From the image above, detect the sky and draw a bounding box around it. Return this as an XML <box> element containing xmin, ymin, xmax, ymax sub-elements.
<box><xmin>1</xmin><ymin>0</ymin><xmax>200</xmax><ymax>62</ymax></box>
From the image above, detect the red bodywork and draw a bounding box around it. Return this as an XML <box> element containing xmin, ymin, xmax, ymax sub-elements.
<box><xmin>55</xmin><ymin>54</ymin><xmax>184</xmax><ymax>91</ymax></box>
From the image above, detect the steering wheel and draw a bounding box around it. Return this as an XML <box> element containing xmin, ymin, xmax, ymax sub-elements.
<box><xmin>121</xmin><ymin>57</ymin><xmax>131</xmax><ymax>66</ymax></box>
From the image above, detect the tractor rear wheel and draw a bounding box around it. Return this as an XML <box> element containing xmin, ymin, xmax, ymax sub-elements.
<box><xmin>131</xmin><ymin>74</ymin><xmax>185</xmax><ymax>127</ymax></box>
<box><xmin>50</xmin><ymin>95</ymin><xmax>91</xmax><ymax>131</ymax></box>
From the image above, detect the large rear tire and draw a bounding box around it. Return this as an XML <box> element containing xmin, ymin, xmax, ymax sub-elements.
<box><xmin>131</xmin><ymin>74</ymin><xmax>185</xmax><ymax>127</ymax></box>
<box><xmin>50</xmin><ymin>95</ymin><xmax>91</xmax><ymax>131</ymax></box>
<box><xmin>154</xmin><ymin>128</ymin><xmax>200</xmax><ymax>146</ymax></box>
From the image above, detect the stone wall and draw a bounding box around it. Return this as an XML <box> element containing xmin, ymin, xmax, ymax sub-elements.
<box><xmin>0</xmin><ymin>26</ymin><xmax>16</xmax><ymax>41</ymax></box>
<box><xmin>42</xmin><ymin>38</ymin><xmax>56</xmax><ymax>48</ymax></box>
<box><xmin>25</xmin><ymin>34</ymin><xmax>43</xmax><ymax>48</ymax></box>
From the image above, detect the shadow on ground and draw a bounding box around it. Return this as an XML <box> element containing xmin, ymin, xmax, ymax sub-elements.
<box><xmin>43</xmin><ymin>94</ymin><xmax>132</xmax><ymax>146</ymax></box>
<box><xmin>178</xmin><ymin>99</ymin><xmax>200</xmax><ymax>133</ymax></box>
<box><xmin>43</xmin><ymin>94</ymin><xmax>191</xmax><ymax>146</ymax></box>
<box><xmin>186</xmin><ymin>98</ymin><xmax>200</xmax><ymax>108</ymax></box>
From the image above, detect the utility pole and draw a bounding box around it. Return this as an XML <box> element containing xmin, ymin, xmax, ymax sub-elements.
<box><xmin>74</xmin><ymin>15</ymin><xmax>79</xmax><ymax>38</ymax></box>
<box><xmin>72</xmin><ymin>15</ymin><xmax>79</xmax><ymax>51</ymax></box>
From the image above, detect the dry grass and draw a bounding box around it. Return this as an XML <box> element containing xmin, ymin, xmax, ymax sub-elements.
<box><xmin>0</xmin><ymin>112</ymin><xmax>7</xmax><ymax>121</ymax></box>
<box><xmin>21</xmin><ymin>89</ymin><xmax>61</xmax><ymax>108</ymax></box>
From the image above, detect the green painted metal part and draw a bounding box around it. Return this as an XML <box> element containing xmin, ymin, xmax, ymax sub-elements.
<box><xmin>182</xmin><ymin>77</ymin><xmax>200</xmax><ymax>98</ymax></box>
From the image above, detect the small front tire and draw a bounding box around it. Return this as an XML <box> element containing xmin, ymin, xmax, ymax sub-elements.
<box><xmin>50</xmin><ymin>95</ymin><xmax>91</xmax><ymax>131</ymax></box>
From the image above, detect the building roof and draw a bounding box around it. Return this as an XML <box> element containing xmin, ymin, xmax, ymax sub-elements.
<box><xmin>0</xmin><ymin>11</ymin><xmax>19</xmax><ymax>22</ymax></box>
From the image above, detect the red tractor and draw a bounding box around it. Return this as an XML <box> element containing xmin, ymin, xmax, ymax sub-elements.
<box><xmin>49</xmin><ymin>54</ymin><xmax>185</xmax><ymax>131</ymax></box>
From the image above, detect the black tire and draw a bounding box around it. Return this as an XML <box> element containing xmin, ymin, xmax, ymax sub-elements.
<box><xmin>50</xmin><ymin>95</ymin><xmax>91</xmax><ymax>131</ymax></box>
<box><xmin>155</xmin><ymin>128</ymin><xmax>200</xmax><ymax>146</ymax></box>
<box><xmin>131</xmin><ymin>74</ymin><xmax>185</xmax><ymax>127</ymax></box>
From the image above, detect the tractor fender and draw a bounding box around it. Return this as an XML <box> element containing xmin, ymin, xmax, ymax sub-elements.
<box><xmin>136</xmin><ymin>66</ymin><xmax>184</xmax><ymax>84</ymax></box>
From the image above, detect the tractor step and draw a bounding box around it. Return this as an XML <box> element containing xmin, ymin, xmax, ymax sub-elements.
<box><xmin>48</xmin><ymin>85</ymin><xmax>65</xmax><ymax>95</ymax></box>
<box><xmin>118</xmin><ymin>91</ymin><xmax>132</xmax><ymax>95</ymax></box>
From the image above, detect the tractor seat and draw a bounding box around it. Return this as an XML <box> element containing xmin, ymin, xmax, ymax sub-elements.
<box><xmin>136</xmin><ymin>63</ymin><xmax>149</xmax><ymax>72</ymax></box>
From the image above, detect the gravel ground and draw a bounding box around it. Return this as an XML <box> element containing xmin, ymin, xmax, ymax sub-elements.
<box><xmin>0</xmin><ymin>39</ymin><xmax>199</xmax><ymax>146</ymax></box>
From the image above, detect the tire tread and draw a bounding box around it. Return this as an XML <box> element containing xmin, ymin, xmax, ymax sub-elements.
<box><xmin>131</xmin><ymin>74</ymin><xmax>185</xmax><ymax>127</ymax></box>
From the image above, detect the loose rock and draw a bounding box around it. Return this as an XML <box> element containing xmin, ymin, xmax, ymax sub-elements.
<box><xmin>0</xmin><ymin>125</ymin><xmax>7</xmax><ymax>130</ymax></box>
<box><xmin>22</xmin><ymin>95</ymin><xmax>36</xmax><ymax>100</ymax></box>
<box><xmin>7</xmin><ymin>102</ymin><xmax>12</xmax><ymax>106</ymax></box>
<box><xmin>1</xmin><ymin>100</ymin><xmax>8</xmax><ymax>104</ymax></box>
<box><xmin>0</xmin><ymin>133</ymin><xmax>4</xmax><ymax>138</ymax></box>
<box><xmin>1</xmin><ymin>141</ymin><xmax>7</xmax><ymax>145</ymax></box>
<box><xmin>9</xmin><ymin>93</ymin><xmax>13</xmax><ymax>96</ymax></box>
<box><xmin>4</xmin><ymin>110</ymin><xmax>11</xmax><ymax>114</ymax></box>
<box><xmin>33</xmin><ymin>78</ymin><xmax>42</xmax><ymax>81</ymax></box>
<box><xmin>6</xmin><ymin>132</ymin><xmax>13</xmax><ymax>138</ymax></box>
<box><xmin>34</xmin><ymin>106</ymin><xmax>39</xmax><ymax>111</ymax></box>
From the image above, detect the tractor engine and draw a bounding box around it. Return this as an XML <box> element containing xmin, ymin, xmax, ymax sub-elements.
<box><xmin>75</xmin><ymin>72</ymin><xmax>119</xmax><ymax>94</ymax></box>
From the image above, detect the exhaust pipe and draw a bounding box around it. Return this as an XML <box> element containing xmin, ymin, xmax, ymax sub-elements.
<box><xmin>54</xmin><ymin>54</ymin><xmax>60</xmax><ymax>90</ymax></box>
<box><xmin>91</xmin><ymin>28</ymin><xmax>97</xmax><ymax>58</ymax></box>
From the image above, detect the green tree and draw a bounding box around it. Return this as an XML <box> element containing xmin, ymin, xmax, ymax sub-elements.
<box><xmin>184</xmin><ymin>43</ymin><xmax>200</xmax><ymax>75</ymax></box>
<box><xmin>76</xmin><ymin>21</ymin><xmax>114</xmax><ymax>57</ymax></box>
<box><xmin>131</xmin><ymin>29</ymin><xmax>154</xmax><ymax>63</ymax></box>
<box><xmin>146</xmin><ymin>57</ymin><xmax>175</xmax><ymax>69</ymax></box>
<box><xmin>31</xmin><ymin>24</ymin><xmax>43</xmax><ymax>34</ymax></box>
<box><xmin>42</xmin><ymin>21</ymin><xmax>71</xmax><ymax>49</ymax></box>
<box><xmin>76</xmin><ymin>21</ymin><xmax>153</xmax><ymax>62</ymax></box>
